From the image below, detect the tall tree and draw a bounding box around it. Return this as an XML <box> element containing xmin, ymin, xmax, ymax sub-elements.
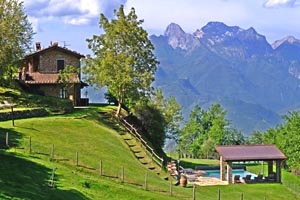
<box><xmin>179</xmin><ymin>105</ymin><xmax>204</xmax><ymax>157</ymax></box>
<box><xmin>0</xmin><ymin>0</ymin><xmax>34</xmax><ymax>85</ymax></box>
<box><xmin>179</xmin><ymin>104</ymin><xmax>233</xmax><ymax>158</ymax></box>
<box><xmin>163</xmin><ymin>95</ymin><xmax>183</xmax><ymax>142</ymax></box>
<box><xmin>152</xmin><ymin>89</ymin><xmax>183</xmax><ymax>142</ymax></box>
<box><xmin>84</xmin><ymin>5</ymin><xmax>159</xmax><ymax>116</ymax></box>
<box><xmin>262</xmin><ymin>111</ymin><xmax>300</xmax><ymax>171</ymax></box>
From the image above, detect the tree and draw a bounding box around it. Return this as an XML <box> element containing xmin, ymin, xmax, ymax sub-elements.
<box><xmin>151</xmin><ymin>89</ymin><xmax>183</xmax><ymax>142</ymax></box>
<box><xmin>178</xmin><ymin>104</ymin><xmax>233</xmax><ymax>158</ymax></box>
<box><xmin>275</xmin><ymin>112</ymin><xmax>300</xmax><ymax>171</ymax></box>
<box><xmin>0</xmin><ymin>0</ymin><xmax>34</xmax><ymax>85</ymax></box>
<box><xmin>246</xmin><ymin>130</ymin><xmax>263</xmax><ymax>144</ymax></box>
<box><xmin>57</xmin><ymin>65</ymin><xmax>79</xmax><ymax>86</ymax></box>
<box><xmin>131</xmin><ymin>89</ymin><xmax>183</xmax><ymax>149</ymax></box>
<box><xmin>84</xmin><ymin>5</ymin><xmax>159</xmax><ymax>116</ymax></box>
<box><xmin>133</xmin><ymin>100</ymin><xmax>166</xmax><ymax>148</ymax></box>
<box><xmin>179</xmin><ymin>105</ymin><xmax>204</xmax><ymax>157</ymax></box>
<box><xmin>223</xmin><ymin>128</ymin><xmax>245</xmax><ymax>145</ymax></box>
<box><xmin>261</xmin><ymin>111</ymin><xmax>300</xmax><ymax>171</ymax></box>
<box><xmin>206</xmin><ymin>104</ymin><xmax>228</xmax><ymax>145</ymax></box>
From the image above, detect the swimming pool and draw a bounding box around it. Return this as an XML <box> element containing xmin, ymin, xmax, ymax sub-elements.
<box><xmin>203</xmin><ymin>169</ymin><xmax>256</xmax><ymax>180</ymax></box>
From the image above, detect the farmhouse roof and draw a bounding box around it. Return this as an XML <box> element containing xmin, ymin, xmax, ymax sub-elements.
<box><xmin>25</xmin><ymin>42</ymin><xmax>85</xmax><ymax>59</ymax></box>
<box><xmin>216</xmin><ymin>145</ymin><xmax>286</xmax><ymax>162</ymax></box>
<box><xmin>25</xmin><ymin>72</ymin><xmax>80</xmax><ymax>84</ymax></box>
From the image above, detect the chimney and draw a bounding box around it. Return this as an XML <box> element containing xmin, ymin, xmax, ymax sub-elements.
<box><xmin>35</xmin><ymin>42</ymin><xmax>41</xmax><ymax>51</ymax></box>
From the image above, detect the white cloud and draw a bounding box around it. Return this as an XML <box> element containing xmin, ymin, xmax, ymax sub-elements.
<box><xmin>263</xmin><ymin>0</ymin><xmax>299</xmax><ymax>8</ymax></box>
<box><xmin>24</xmin><ymin>0</ymin><xmax>127</xmax><ymax>27</ymax></box>
<box><xmin>27</xmin><ymin>16</ymin><xmax>41</xmax><ymax>32</ymax></box>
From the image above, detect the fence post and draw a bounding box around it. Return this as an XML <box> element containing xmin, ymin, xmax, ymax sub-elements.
<box><xmin>99</xmin><ymin>160</ymin><xmax>102</xmax><ymax>175</ymax></box>
<box><xmin>11</xmin><ymin>106</ymin><xmax>14</xmax><ymax>126</ymax></box>
<box><xmin>218</xmin><ymin>188</ymin><xmax>221</xmax><ymax>200</ymax></box>
<box><xmin>151</xmin><ymin>150</ymin><xmax>154</xmax><ymax>162</ymax></box>
<box><xmin>76</xmin><ymin>152</ymin><xmax>78</xmax><ymax>166</ymax></box>
<box><xmin>51</xmin><ymin>144</ymin><xmax>54</xmax><ymax>161</ymax></box>
<box><xmin>29</xmin><ymin>136</ymin><xmax>32</xmax><ymax>154</ymax></box>
<box><xmin>193</xmin><ymin>184</ymin><xmax>196</xmax><ymax>200</ymax></box>
<box><xmin>145</xmin><ymin>172</ymin><xmax>148</xmax><ymax>190</ymax></box>
<box><xmin>170</xmin><ymin>180</ymin><xmax>172</xmax><ymax>196</ymax></box>
<box><xmin>121</xmin><ymin>166</ymin><xmax>124</xmax><ymax>183</ymax></box>
<box><xmin>240</xmin><ymin>192</ymin><xmax>244</xmax><ymax>200</ymax></box>
<box><xmin>6</xmin><ymin>132</ymin><xmax>9</xmax><ymax>147</ymax></box>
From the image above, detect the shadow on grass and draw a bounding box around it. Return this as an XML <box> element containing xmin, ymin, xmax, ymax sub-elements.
<box><xmin>0</xmin><ymin>127</ymin><xmax>23</xmax><ymax>148</ymax></box>
<box><xmin>0</xmin><ymin>151</ymin><xmax>89</xmax><ymax>200</ymax></box>
<box><xmin>70</xmin><ymin>106</ymin><xmax>126</xmax><ymax>134</ymax></box>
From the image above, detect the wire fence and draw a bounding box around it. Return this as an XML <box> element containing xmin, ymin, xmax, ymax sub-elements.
<box><xmin>2</xmin><ymin>132</ymin><xmax>300</xmax><ymax>200</ymax></box>
<box><xmin>2</xmin><ymin>132</ymin><xmax>193</xmax><ymax>199</ymax></box>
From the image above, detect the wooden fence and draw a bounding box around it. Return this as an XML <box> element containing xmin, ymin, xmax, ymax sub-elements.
<box><xmin>118</xmin><ymin>117</ymin><xmax>164</xmax><ymax>169</ymax></box>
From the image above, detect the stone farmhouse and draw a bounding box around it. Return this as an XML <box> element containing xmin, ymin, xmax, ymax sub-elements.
<box><xmin>18</xmin><ymin>42</ymin><xmax>88</xmax><ymax>106</ymax></box>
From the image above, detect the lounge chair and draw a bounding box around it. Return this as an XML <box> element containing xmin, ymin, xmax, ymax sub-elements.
<box><xmin>242</xmin><ymin>174</ymin><xmax>252</xmax><ymax>183</ymax></box>
<box><xmin>254</xmin><ymin>174</ymin><xmax>264</xmax><ymax>183</ymax></box>
<box><xmin>233</xmin><ymin>175</ymin><xmax>241</xmax><ymax>184</ymax></box>
<box><xmin>266</xmin><ymin>173</ymin><xmax>276</xmax><ymax>182</ymax></box>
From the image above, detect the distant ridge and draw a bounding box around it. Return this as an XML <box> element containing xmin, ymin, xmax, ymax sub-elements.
<box><xmin>150</xmin><ymin>22</ymin><xmax>300</xmax><ymax>135</ymax></box>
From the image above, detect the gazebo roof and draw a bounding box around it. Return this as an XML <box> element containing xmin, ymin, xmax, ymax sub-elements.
<box><xmin>216</xmin><ymin>145</ymin><xmax>286</xmax><ymax>162</ymax></box>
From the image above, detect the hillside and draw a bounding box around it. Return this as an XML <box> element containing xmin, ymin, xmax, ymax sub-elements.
<box><xmin>0</xmin><ymin>106</ymin><xmax>185</xmax><ymax>199</ymax></box>
<box><xmin>1</xmin><ymin>92</ymin><xmax>300</xmax><ymax>199</ymax></box>
<box><xmin>150</xmin><ymin>22</ymin><xmax>300</xmax><ymax>135</ymax></box>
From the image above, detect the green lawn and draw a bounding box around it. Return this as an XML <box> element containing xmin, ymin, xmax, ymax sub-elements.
<box><xmin>0</xmin><ymin>105</ymin><xmax>300</xmax><ymax>199</ymax></box>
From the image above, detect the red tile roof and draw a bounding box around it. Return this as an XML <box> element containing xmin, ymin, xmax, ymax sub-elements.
<box><xmin>216</xmin><ymin>145</ymin><xmax>286</xmax><ymax>161</ymax></box>
<box><xmin>25</xmin><ymin>72</ymin><xmax>80</xmax><ymax>84</ymax></box>
<box><xmin>25</xmin><ymin>44</ymin><xmax>85</xmax><ymax>59</ymax></box>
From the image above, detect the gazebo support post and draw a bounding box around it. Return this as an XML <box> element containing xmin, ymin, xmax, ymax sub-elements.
<box><xmin>227</xmin><ymin>161</ymin><xmax>233</xmax><ymax>184</ymax></box>
<box><xmin>267</xmin><ymin>161</ymin><xmax>273</xmax><ymax>175</ymax></box>
<box><xmin>276</xmin><ymin>161</ymin><xmax>282</xmax><ymax>183</ymax></box>
<box><xmin>220</xmin><ymin>156</ymin><xmax>226</xmax><ymax>181</ymax></box>
<box><xmin>261</xmin><ymin>161</ymin><xmax>265</xmax><ymax>177</ymax></box>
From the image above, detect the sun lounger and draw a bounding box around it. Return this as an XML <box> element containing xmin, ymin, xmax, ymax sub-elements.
<box><xmin>265</xmin><ymin>173</ymin><xmax>276</xmax><ymax>182</ymax></box>
<box><xmin>242</xmin><ymin>174</ymin><xmax>252</xmax><ymax>183</ymax></box>
<box><xmin>234</xmin><ymin>175</ymin><xmax>241</xmax><ymax>184</ymax></box>
<box><xmin>254</xmin><ymin>174</ymin><xmax>264</xmax><ymax>183</ymax></box>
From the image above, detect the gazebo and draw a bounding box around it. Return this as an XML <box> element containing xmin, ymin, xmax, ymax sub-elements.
<box><xmin>216</xmin><ymin>145</ymin><xmax>286</xmax><ymax>184</ymax></box>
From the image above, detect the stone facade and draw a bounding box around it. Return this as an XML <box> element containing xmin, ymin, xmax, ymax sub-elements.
<box><xmin>38</xmin><ymin>49</ymin><xmax>81</xmax><ymax>73</ymax></box>
<box><xmin>20</xmin><ymin>43</ymin><xmax>86</xmax><ymax>106</ymax></box>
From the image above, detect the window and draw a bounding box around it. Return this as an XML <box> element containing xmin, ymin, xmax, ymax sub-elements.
<box><xmin>59</xmin><ymin>87</ymin><xmax>67</xmax><ymax>99</ymax></box>
<box><xmin>57</xmin><ymin>59</ymin><xmax>65</xmax><ymax>71</ymax></box>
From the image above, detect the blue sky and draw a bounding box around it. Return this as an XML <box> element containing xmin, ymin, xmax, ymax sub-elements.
<box><xmin>23</xmin><ymin>0</ymin><xmax>300</xmax><ymax>55</ymax></box>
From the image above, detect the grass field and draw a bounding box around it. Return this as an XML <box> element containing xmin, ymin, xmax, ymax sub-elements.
<box><xmin>1</xmin><ymin>105</ymin><xmax>300</xmax><ymax>199</ymax></box>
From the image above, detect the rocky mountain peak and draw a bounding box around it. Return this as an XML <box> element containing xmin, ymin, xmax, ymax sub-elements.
<box><xmin>272</xmin><ymin>36</ymin><xmax>300</xmax><ymax>49</ymax></box>
<box><xmin>201</xmin><ymin>21</ymin><xmax>240</xmax><ymax>36</ymax></box>
<box><xmin>193</xmin><ymin>29</ymin><xmax>204</xmax><ymax>38</ymax></box>
<box><xmin>164</xmin><ymin>23</ymin><xmax>200</xmax><ymax>51</ymax></box>
<box><xmin>198</xmin><ymin>22</ymin><xmax>272</xmax><ymax>57</ymax></box>
<box><xmin>164</xmin><ymin>23</ymin><xmax>185</xmax><ymax>37</ymax></box>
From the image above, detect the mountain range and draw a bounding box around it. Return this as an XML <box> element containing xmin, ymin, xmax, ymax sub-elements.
<box><xmin>150</xmin><ymin>22</ymin><xmax>300</xmax><ymax>135</ymax></box>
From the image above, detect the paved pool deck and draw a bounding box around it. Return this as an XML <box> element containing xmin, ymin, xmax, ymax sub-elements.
<box><xmin>186</xmin><ymin>175</ymin><xmax>228</xmax><ymax>186</ymax></box>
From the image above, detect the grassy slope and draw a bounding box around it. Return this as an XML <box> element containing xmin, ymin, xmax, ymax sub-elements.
<box><xmin>0</xmin><ymin>106</ymin><xmax>189</xmax><ymax>200</ymax></box>
<box><xmin>0</xmin><ymin>102</ymin><xmax>299</xmax><ymax>199</ymax></box>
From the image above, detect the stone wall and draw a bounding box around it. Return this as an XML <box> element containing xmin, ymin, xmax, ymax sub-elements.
<box><xmin>0</xmin><ymin>108</ymin><xmax>49</xmax><ymax>121</ymax></box>
<box><xmin>39</xmin><ymin>49</ymin><xmax>81</xmax><ymax>72</ymax></box>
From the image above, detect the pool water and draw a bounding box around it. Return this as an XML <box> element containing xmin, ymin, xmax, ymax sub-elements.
<box><xmin>203</xmin><ymin>169</ymin><xmax>256</xmax><ymax>180</ymax></box>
